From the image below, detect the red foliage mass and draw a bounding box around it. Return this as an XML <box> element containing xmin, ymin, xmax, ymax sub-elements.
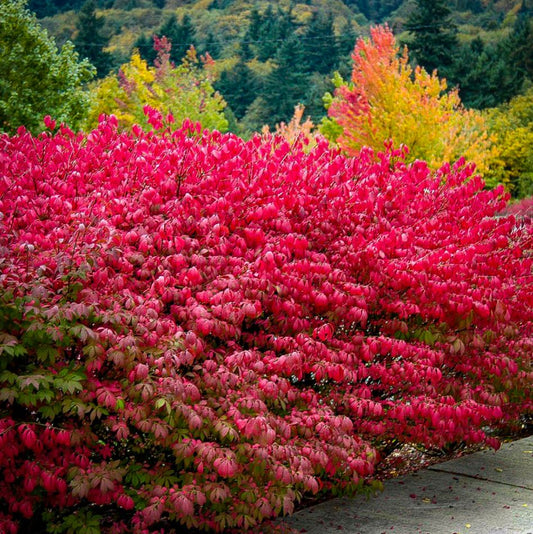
<box><xmin>0</xmin><ymin>114</ymin><xmax>531</xmax><ymax>532</ymax></box>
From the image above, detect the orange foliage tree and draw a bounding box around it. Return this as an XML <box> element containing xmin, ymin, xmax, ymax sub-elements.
<box><xmin>322</xmin><ymin>25</ymin><xmax>504</xmax><ymax>188</ymax></box>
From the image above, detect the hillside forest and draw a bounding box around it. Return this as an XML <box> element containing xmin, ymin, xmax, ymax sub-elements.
<box><xmin>1</xmin><ymin>0</ymin><xmax>533</xmax><ymax>198</ymax></box>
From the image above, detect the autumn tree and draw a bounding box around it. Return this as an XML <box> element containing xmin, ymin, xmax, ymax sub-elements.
<box><xmin>0</xmin><ymin>0</ymin><xmax>94</xmax><ymax>134</ymax></box>
<box><xmin>322</xmin><ymin>25</ymin><xmax>503</xmax><ymax>186</ymax></box>
<box><xmin>486</xmin><ymin>86</ymin><xmax>533</xmax><ymax>198</ymax></box>
<box><xmin>85</xmin><ymin>37</ymin><xmax>228</xmax><ymax>132</ymax></box>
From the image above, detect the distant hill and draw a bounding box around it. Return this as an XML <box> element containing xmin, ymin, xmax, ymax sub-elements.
<box><xmin>30</xmin><ymin>0</ymin><xmax>532</xmax><ymax>131</ymax></box>
<box><xmin>33</xmin><ymin>0</ymin><xmax>527</xmax><ymax>57</ymax></box>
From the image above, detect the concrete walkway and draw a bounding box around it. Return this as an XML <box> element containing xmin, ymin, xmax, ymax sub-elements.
<box><xmin>284</xmin><ymin>436</ymin><xmax>533</xmax><ymax>534</ymax></box>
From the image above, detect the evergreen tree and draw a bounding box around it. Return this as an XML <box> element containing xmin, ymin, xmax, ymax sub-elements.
<box><xmin>338</xmin><ymin>19</ymin><xmax>358</xmax><ymax>57</ymax></box>
<box><xmin>377</xmin><ymin>0</ymin><xmax>403</xmax><ymax>20</ymax></box>
<box><xmin>256</xmin><ymin>5</ymin><xmax>279</xmax><ymax>61</ymax></box>
<box><xmin>507</xmin><ymin>7</ymin><xmax>533</xmax><ymax>80</ymax></box>
<box><xmin>353</xmin><ymin>0</ymin><xmax>372</xmax><ymax>19</ymax></box>
<box><xmin>158</xmin><ymin>15</ymin><xmax>182</xmax><ymax>62</ymax></box>
<box><xmin>74</xmin><ymin>0</ymin><xmax>113</xmax><ymax>77</ymax></box>
<box><xmin>455</xmin><ymin>0</ymin><xmax>483</xmax><ymax>13</ymax></box>
<box><xmin>28</xmin><ymin>0</ymin><xmax>56</xmax><ymax>18</ymax></box>
<box><xmin>450</xmin><ymin>9</ymin><xmax>532</xmax><ymax>109</ymax></box>
<box><xmin>451</xmin><ymin>38</ymin><xmax>523</xmax><ymax>109</ymax></box>
<box><xmin>29</xmin><ymin>0</ymin><xmax>85</xmax><ymax>18</ymax></box>
<box><xmin>202</xmin><ymin>32</ymin><xmax>221</xmax><ymax>59</ymax></box>
<box><xmin>302</xmin><ymin>11</ymin><xmax>339</xmax><ymax>74</ymax></box>
<box><xmin>262</xmin><ymin>34</ymin><xmax>309</xmax><ymax>126</ymax></box>
<box><xmin>246</xmin><ymin>6</ymin><xmax>262</xmax><ymax>42</ymax></box>
<box><xmin>239</xmin><ymin>96</ymin><xmax>271</xmax><ymax>135</ymax></box>
<box><xmin>405</xmin><ymin>0</ymin><xmax>459</xmax><ymax>76</ymax></box>
<box><xmin>134</xmin><ymin>33</ymin><xmax>157</xmax><ymax>65</ymax></box>
<box><xmin>142</xmin><ymin>14</ymin><xmax>197</xmax><ymax>65</ymax></box>
<box><xmin>240</xmin><ymin>38</ymin><xmax>253</xmax><ymax>61</ymax></box>
<box><xmin>173</xmin><ymin>14</ymin><xmax>196</xmax><ymax>61</ymax></box>
<box><xmin>239</xmin><ymin>7</ymin><xmax>260</xmax><ymax>59</ymax></box>
<box><xmin>215</xmin><ymin>60</ymin><xmax>259</xmax><ymax>119</ymax></box>
<box><xmin>304</xmin><ymin>72</ymin><xmax>334</xmax><ymax>122</ymax></box>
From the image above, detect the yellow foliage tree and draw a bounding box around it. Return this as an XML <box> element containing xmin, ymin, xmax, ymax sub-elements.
<box><xmin>322</xmin><ymin>25</ymin><xmax>504</xmax><ymax>187</ymax></box>
<box><xmin>486</xmin><ymin>87</ymin><xmax>533</xmax><ymax>199</ymax></box>
<box><xmin>85</xmin><ymin>37</ymin><xmax>228</xmax><ymax>132</ymax></box>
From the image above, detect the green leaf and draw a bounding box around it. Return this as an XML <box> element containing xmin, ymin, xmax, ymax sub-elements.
<box><xmin>39</xmin><ymin>403</ymin><xmax>62</xmax><ymax>419</ymax></box>
<box><xmin>36</xmin><ymin>345</ymin><xmax>59</xmax><ymax>364</ymax></box>
<box><xmin>420</xmin><ymin>329</ymin><xmax>436</xmax><ymax>346</ymax></box>
<box><xmin>0</xmin><ymin>370</ymin><xmax>18</xmax><ymax>385</ymax></box>
<box><xmin>1</xmin><ymin>342</ymin><xmax>27</xmax><ymax>358</ymax></box>
<box><xmin>35</xmin><ymin>389</ymin><xmax>55</xmax><ymax>403</ymax></box>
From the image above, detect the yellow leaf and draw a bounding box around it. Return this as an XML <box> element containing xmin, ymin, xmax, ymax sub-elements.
<box><xmin>324</xmin><ymin>25</ymin><xmax>501</xmax><ymax>184</ymax></box>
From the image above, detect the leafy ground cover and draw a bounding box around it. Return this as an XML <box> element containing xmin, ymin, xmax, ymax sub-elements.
<box><xmin>0</xmin><ymin>113</ymin><xmax>531</xmax><ymax>533</ymax></box>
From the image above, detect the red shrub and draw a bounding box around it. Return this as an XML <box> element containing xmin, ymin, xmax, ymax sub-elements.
<box><xmin>0</xmin><ymin>115</ymin><xmax>531</xmax><ymax>532</ymax></box>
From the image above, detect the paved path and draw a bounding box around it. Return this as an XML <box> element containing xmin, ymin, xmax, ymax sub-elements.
<box><xmin>284</xmin><ymin>436</ymin><xmax>533</xmax><ymax>534</ymax></box>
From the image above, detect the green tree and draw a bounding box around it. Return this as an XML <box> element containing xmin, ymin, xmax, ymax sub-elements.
<box><xmin>136</xmin><ymin>14</ymin><xmax>197</xmax><ymax>66</ymax></box>
<box><xmin>74</xmin><ymin>0</ymin><xmax>113</xmax><ymax>78</ymax></box>
<box><xmin>262</xmin><ymin>34</ymin><xmax>309</xmax><ymax>126</ymax></box>
<box><xmin>0</xmin><ymin>0</ymin><xmax>94</xmax><ymax>134</ymax></box>
<box><xmin>452</xmin><ymin>37</ymin><xmax>525</xmax><ymax>109</ymax></box>
<box><xmin>160</xmin><ymin>14</ymin><xmax>196</xmax><ymax>63</ymax></box>
<box><xmin>256</xmin><ymin>6</ymin><xmax>297</xmax><ymax>62</ymax></box>
<box><xmin>215</xmin><ymin>60</ymin><xmax>259</xmax><ymax>120</ymax></box>
<box><xmin>134</xmin><ymin>32</ymin><xmax>157</xmax><ymax>65</ymax></box>
<box><xmin>338</xmin><ymin>19</ymin><xmax>358</xmax><ymax>57</ymax></box>
<box><xmin>405</xmin><ymin>0</ymin><xmax>459</xmax><ymax>76</ymax></box>
<box><xmin>240</xmin><ymin>6</ymin><xmax>262</xmax><ymax>60</ymax></box>
<box><xmin>506</xmin><ymin>7</ymin><xmax>533</xmax><ymax>81</ymax></box>
<box><xmin>302</xmin><ymin>11</ymin><xmax>339</xmax><ymax>74</ymax></box>
<box><xmin>29</xmin><ymin>0</ymin><xmax>85</xmax><ymax>18</ymax></box>
<box><xmin>455</xmin><ymin>0</ymin><xmax>483</xmax><ymax>13</ymax></box>
<box><xmin>201</xmin><ymin>32</ymin><xmax>221</xmax><ymax>59</ymax></box>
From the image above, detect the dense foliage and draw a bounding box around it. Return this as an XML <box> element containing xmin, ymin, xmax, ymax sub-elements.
<box><xmin>84</xmin><ymin>38</ymin><xmax>228</xmax><ymax>133</ymax></box>
<box><xmin>323</xmin><ymin>26</ymin><xmax>501</xmax><ymax>185</ymax></box>
<box><xmin>0</xmin><ymin>0</ymin><xmax>94</xmax><ymax>135</ymax></box>
<box><xmin>1</xmin><ymin>114</ymin><xmax>531</xmax><ymax>533</ymax></box>
<box><xmin>487</xmin><ymin>87</ymin><xmax>533</xmax><ymax>199</ymax></box>
<box><xmin>33</xmin><ymin>0</ymin><xmax>532</xmax><ymax>124</ymax></box>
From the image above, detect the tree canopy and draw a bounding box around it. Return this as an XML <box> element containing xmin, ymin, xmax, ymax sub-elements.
<box><xmin>0</xmin><ymin>0</ymin><xmax>94</xmax><ymax>134</ymax></box>
<box><xmin>322</xmin><ymin>26</ymin><xmax>502</xmax><ymax>186</ymax></box>
<box><xmin>84</xmin><ymin>38</ymin><xmax>228</xmax><ymax>133</ymax></box>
